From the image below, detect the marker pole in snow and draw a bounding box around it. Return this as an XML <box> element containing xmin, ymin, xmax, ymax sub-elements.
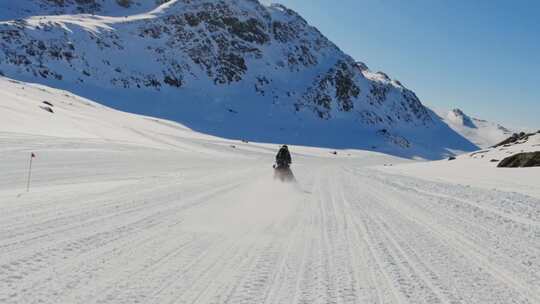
<box><xmin>26</xmin><ymin>152</ymin><xmax>35</xmax><ymax>192</ymax></box>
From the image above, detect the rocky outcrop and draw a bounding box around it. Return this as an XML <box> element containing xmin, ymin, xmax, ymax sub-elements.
<box><xmin>498</xmin><ymin>152</ymin><xmax>540</xmax><ymax>168</ymax></box>
<box><xmin>493</xmin><ymin>132</ymin><xmax>536</xmax><ymax>148</ymax></box>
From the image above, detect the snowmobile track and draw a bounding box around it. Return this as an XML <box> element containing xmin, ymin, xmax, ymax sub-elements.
<box><xmin>1</xmin><ymin>141</ymin><xmax>538</xmax><ymax>304</ymax></box>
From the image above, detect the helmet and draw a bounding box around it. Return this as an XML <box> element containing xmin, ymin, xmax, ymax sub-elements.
<box><xmin>282</xmin><ymin>145</ymin><xmax>288</xmax><ymax>149</ymax></box>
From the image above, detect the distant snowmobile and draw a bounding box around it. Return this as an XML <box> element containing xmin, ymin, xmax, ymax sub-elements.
<box><xmin>274</xmin><ymin>145</ymin><xmax>295</xmax><ymax>182</ymax></box>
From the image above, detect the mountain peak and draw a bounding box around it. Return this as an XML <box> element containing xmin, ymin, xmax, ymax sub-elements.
<box><xmin>451</xmin><ymin>108</ymin><xmax>466</xmax><ymax>117</ymax></box>
<box><xmin>447</xmin><ymin>108</ymin><xmax>475</xmax><ymax>128</ymax></box>
<box><xmin>435</xmin><ymin>108</ymin><xmax>514</xmax><ymax>148</ymax></box>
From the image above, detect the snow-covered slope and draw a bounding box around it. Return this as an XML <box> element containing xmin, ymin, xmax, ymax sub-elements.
<box><xmin>0</xmin><ymin>75</ymin><xmax>388</xmax><ymax>159</ymax></box>
<box><xmin>0</xmin><ymin>0</ymin><xmax>476</xmax><ymax>159</ymax></box>
<box><xmin>435</xmin><ymin>108</ymin><xmax>514</xmax><ymax>148</ymax></box>
<box><xmin>0</xmin><ymin>76</ymin><xmax>219</xmax><ymax>149</ymax></box>
<box><xmin>1</xmin><ymin>76</ymin><xmax>539</xmax><ymax>304</ymax></box>
<box><xmin>468</xmin><ymin>131</ymin><xmax>540</xmax><ymax>164</ymax></box>
<box><xmin>0</xmin><ymin>0</ymin><xmax>170</xmax><ymax>20</ymax></box>
<box><xmin>383</xmin><ymin>131</ymin><xmax>540</xmax><ymax>197</ymax></box>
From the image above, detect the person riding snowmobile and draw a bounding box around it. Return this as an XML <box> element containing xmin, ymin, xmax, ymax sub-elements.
<box><xmin>275</xmin><ymin>145</ymin><xmax>292</xmax><ymax>168</ymax></box>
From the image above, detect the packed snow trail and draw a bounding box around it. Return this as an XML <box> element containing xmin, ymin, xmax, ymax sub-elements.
<box><xmin>0</xmin><ymin>134</ymin><xmax>539</xmax><ymax>304</ymax></box>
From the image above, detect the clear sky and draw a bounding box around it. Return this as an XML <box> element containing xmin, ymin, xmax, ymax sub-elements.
<box><xmin>270</xmin><ymin>0</ymin><xmax>539</xmax><ymax>130</ymax></box>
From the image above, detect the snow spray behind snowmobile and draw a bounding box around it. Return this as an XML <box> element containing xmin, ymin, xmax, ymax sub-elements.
<box><xmin>273</xmin><ymin>162</ymin><xmax>296</xmax><ymax>182</ymax></box>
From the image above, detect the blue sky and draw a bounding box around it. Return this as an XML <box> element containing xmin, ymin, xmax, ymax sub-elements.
<box><xmin>272</xmin><ymin>0</ymin><xmax>539</xmax><ymax>129</ymax></box>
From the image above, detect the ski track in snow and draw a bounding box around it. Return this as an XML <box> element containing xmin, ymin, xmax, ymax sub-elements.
<box><xmin>0</xmin><ymin>137</ymin><xmax>539</xmax><ymax>304</ymax></box>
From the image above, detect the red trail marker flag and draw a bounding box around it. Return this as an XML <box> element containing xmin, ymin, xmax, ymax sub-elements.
<box><xmin>27</xmin><ymin>152</ymin><xmax>36</xmax><ymax>192</ymax></box>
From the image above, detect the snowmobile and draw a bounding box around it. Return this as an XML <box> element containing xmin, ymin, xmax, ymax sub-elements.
<box><xmin>273</xmin><ymin>145</ymin><xmax>295</xmax><ymax>182</ymax></box>
<box><xmin>273</xmin><ymin>161</ymin><xmax>296</xmax><ymax>182</ymax></box>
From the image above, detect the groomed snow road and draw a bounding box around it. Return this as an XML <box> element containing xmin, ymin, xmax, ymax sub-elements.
<box><xmin>1</xmin><ymin>134</ymin><xmax>539</xmax><ymax>304</ymax></box>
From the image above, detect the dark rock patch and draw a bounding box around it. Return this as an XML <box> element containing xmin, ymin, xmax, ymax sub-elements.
<box><xmin>493</xmin><ymin>132</ymin><xmax>535</xmax><ymax>148</ymax></box>
<box><xmin>498</xmin><ymin>152</ymin><xmax>540</xmax><ymax>168</ymax></box>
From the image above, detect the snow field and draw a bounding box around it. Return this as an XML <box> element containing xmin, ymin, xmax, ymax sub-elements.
<box><xmin>0</xmin><ymin>77</ymin><xmax>539</xmax><ymax>303</ymax></box>
<box><xmin>0</xmin><ymin>133</ymin><xmax>538</xmax><ymax>304</ymax></box>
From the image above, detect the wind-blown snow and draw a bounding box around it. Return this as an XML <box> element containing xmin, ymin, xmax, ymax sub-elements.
<box><xmin>1</xmin><ymin>76</ymin><xmax>539</xmax><ymax>304</ymax></box>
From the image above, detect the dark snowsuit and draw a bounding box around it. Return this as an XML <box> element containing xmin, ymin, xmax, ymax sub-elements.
<box><xmin>276</xmin><ymin>147</ymin><xmax>292</xmax><ymax>168</ymax></box>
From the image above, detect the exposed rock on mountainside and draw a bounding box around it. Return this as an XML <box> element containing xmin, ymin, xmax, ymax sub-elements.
<box><xmin>460</xmin><ymin>131</ymin><xmax>540</xmax><ymax>167</ymax></box>
<box><xmin>498</xmin><ymin>152</ymin><xmax>540</xmax><ymax>168</ymax></box>
<box><xmin>493</xmin><ymin>131</ymin><xmax>537</xmax><ymax>148</ymax></box>
<box><xmin>0</xmin><ymin>0</ymin><xmax>477</xmax><ymax>158</ymax></box>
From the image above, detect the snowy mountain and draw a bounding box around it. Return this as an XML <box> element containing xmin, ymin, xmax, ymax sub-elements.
<box><xmin>0</xmin><ymin>0</ymin><xmax>477</xmax><ymax>159</ymax></box>
<box><xmin>1</xmin><ymin>3</ymin><xmax>539</xmax><ymax>303</ymax></box>
<box><xmin>435</xmin><ymin>108</ymin><xmax>514</xmax><ymax>148</ymax></box>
